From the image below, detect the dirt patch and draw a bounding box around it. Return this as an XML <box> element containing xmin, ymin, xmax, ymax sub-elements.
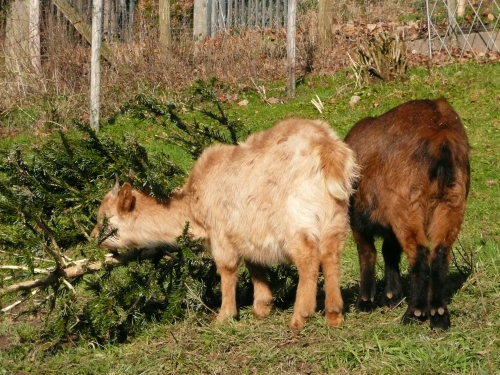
<box><xmin>0</xmin><ymin>332</ymin><xmax>16</xmax><ymax>350</ymax></box>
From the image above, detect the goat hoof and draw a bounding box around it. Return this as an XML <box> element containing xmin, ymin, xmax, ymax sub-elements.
<box><xmin>402</xmin><ymin>306</ymin><xmax>428</xmax><ymax>325</ymax></box>
<box><xmin>382</xmin><ymin>292</ymin><xmax>403</xmax><ymax>308</ymax></box>
<box><xmin>289</xmin><ymin>314</ymin><xmax>307</xmax><ymax>334</ymax></box>
<box><xmin>251</xmin><ymin>301</ymin><xmax>272</xmax><ymax>318</ymax></box>
<box><xmin>325</xmin><ymin>307</ymin><xmax>343</xmax><ymax>328</ymax></box>
<box><xmin>430</xmin><ymin>307</ymin><xmax>450</xmax><ymax>330</ymax></box>
<box><xmin>215</xmin><ymin>308</ymin><xmax>238</xmax><ymax>323</ymax></box>
<box><xmin>356</xmin><ymin>297</ymin><xmax>376</xmax><ymax>312</ymax></box>
<box><xmin>326</xmin><ymin>313</ymin><xmax>343</xmax><ymax>328</ymax></box>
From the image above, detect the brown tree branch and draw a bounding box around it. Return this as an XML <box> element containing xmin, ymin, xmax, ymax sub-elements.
<box><xmin>0</xmin><ymin>247</ymin><xmax>175</xmax><ymax>299</ymax></box>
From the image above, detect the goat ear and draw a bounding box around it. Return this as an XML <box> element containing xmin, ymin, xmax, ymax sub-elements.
<box><xmin>117</xmin><ymin>182</ymin><xmax>135</xmax><ymax>213</ymax></box>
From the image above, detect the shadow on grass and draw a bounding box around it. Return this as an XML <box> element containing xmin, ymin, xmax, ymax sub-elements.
<box><xmin>230</xmin><ymin>257</ymin><xmax>473</xmax><ymax>318</ymax></box>
<box><xmin>334</xmin><ymin>264</ymin><xmax>472</xmax><ymax>317</ymax></box>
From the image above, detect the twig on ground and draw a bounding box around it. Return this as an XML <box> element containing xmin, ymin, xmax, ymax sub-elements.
<box><xmin>311</xmin><ymin>95</ymin><xmax>324</xmax><ymax>114</ymax></box>
<box><xmin>1</xmin><ymin>289</ymin><xmax>39</xmax><ymax>313</ymax></box>
<box><xmin>0</xmin><ymin>247</ymin><xmax>175</xmax><ymax>298</ymax></box>
<box><xmin>251</xmin><ymin>78</ymin><xmax>271</xmax><ymax>106</ymax></box>
<box><xmin>0</xmin><ymin>265</ymin><xmax>52</xmax><ymax>274</ymax></box>
<box><xmin>184</xmin><ymin>282</ymin><xmax>217</xmax><ymax>315</ymax></box>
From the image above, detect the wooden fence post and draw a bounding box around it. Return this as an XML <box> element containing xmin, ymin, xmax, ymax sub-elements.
<box><xmin>29</xmin><ymin>0</ymin><xmax>41</xmax><ymax>73</ymax></box>
<box><xmin>318</xmin><ymin>0</ymin><xmax>333</xmax><ymax>50</ymax></box>
<box><xmin>90</xmin><ymin>0</ymin><xmax>103</xmax><ymax>131</ymax></box>
<box><xmin>287</xmin><ymin>0</ymin><xmax>296</xmax><ymax>98</ymax></box>
<box><xmin>457</xmin><ymin>0</ymin><xmax>465</xmax><ymax>17</ymax></box>
<box><xmin>193</xmin><ymin>0</ymin><xmax>208</xmax><ymax>39</ymax></box>
<box><xmin>159</xmin><ymin>0</ymin><xmax>171</xmax><ymax>52</ymax></box>
<box><xmin>447</xmin><ymin>0</ymin><xmax>459</xmax><ymax>48</ymax></box>
<box><xmin>5</xmin><ymin>0</ymin><xmax>41</xmax><ymax>83</ymax></box>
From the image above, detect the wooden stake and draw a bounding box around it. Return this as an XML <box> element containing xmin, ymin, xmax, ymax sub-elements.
<box><xmin>287</xmin><ymin>0</ymin><xmax>296</xmax><ymax>98</ymax></box>
<box><xmin>90</xmin><ymin>0</ymin><xmax>103</xmax><ymax>131</ymax></box>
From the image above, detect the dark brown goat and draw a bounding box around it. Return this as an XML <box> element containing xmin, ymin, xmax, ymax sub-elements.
<box><xmin>344</xmin><ymin>98</ymin><xmax>470</xmax><ymax>329</ymax></box>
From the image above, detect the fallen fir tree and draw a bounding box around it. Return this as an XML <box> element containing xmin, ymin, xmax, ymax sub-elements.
<box><xmin>0</xmin><ymin>84</ymin><xmax>234</xmax><ymax>343</ymax></box>
<box><xmin>0</xmin><ymin>82</ymin><xmax>299</xmax><ymax>345</ymax></box>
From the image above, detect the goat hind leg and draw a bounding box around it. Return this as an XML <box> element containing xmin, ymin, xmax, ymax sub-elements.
<box><xmin>320</xmin><ymin>230</ymin><xmax>346</xmax><ymax>328</ymax></box>
<box><xmin>289</xmin><ymin>233</ymin><xmax>321</xmax><ymax>333</ymax></box>
<box><xmin>245</xmin><ymin>260</ymin><xmax>273</xmax><ymax>318</ymax></box>
<box><xmin>428</xmin><ymin>203</ymin><xmax>465</xmax><ymax>329</ymax></box>
<box><xmin>381</xmin><ymin>231</ymin><xmax>403</xmax><ymax>308</ymax></box>
<box><xmin>353</xmin><ymin>231</ymin><xmax>377</xmax><ymax>312</ymax></box>
<box><xmin>402</xmin><ymin>244</ymin><xmax>430</xmax><ymax>324</ymax></box>
<box><xmin>429</xmin><ymin>244</ymin><xmax>451</xmax><ymax>329</ymax></box>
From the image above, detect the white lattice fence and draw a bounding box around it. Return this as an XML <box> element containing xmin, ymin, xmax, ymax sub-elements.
<box><xmin>426</xmin><ymin>0</ymin><xmax>500</xmax><ymax>57</ymax></box>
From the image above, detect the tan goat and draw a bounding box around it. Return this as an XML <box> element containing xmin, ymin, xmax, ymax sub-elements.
<box><xmin>92</xmin><ymin>118</ymin><xmax>358</xmax><ymax>332</ymax></box>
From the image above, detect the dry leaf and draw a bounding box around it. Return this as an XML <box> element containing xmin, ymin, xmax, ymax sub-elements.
<box><xmin>266</xmin><ymin>97</ymin><xmax>281</xmax><ymax>105</ymax></box>
<box><xmin>238</xmin><ymin>99</ymin><xmax>249</xmax><ymax>106</ymax></box>
<box><xmin>349</xmin><ymin>95</ymin><xmax>361</xmax><ymax>108</ymax></box>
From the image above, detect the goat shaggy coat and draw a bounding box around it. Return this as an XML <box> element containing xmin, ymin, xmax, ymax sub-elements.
<box><xmin>345</xmin><ymin>98</ymin><xmax>470</xmax><ymax>329</ymax></box>
<box><xmin>93</xmin><ymin>118</ymin><xmax>358</xmax><ymax>332</ymax></box>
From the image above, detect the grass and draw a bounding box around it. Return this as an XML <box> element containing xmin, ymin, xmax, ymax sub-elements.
<box><xmin>1</xmin><ymin>60</ymin><xmax>500</xmax><ymax>374</ymax></box>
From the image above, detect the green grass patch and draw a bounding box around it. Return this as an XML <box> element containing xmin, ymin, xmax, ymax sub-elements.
<box><xmin>1</xmin><ymin>61</ymin><xmax>500</xmax><ymax>373</ymax></box>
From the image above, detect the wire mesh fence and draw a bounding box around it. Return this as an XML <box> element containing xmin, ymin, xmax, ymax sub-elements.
<box><xmin>205</xmin><ymin>0</ymin><xmax>288</xmax><ymax>36</ymax></box>
<box><xmin>60</xmin><ymin>0</ymin><xmax>136</xmax><ymax>42</ymax></box>
<box><xmin>1</xmin><ymin>0</ymin><xmax>500</xmax><ymax>107</ymax></box>
<box><xmin>426</xmin><ymin>0</ymin><xmax>500</xmax><ymax>57</ymax></box>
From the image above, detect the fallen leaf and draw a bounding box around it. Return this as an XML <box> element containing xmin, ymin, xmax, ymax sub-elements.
<box><xmin>266</xmin><ymin>97</ymin><xmax>282</xmax><ymax>104</ymax></box>
<box><xmin>238</xmin><ymin>99</ymin><xmax>249</xmax><ymax>106</ymax></box>
<box><xmin>349</xmin><ymin>95</ymin><xmax>361</xmax><ymax>108</ymax></box>
<box><xmin>486</xmin><ymin>180</ymin><xmax>497</xmax><ymax>186</ymax></box>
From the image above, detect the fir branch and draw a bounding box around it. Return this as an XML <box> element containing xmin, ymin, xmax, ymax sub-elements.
<box><xmin>27</xmin><ymin>213</ymin><xmax>66</xmax><ymax>269</ymax></box>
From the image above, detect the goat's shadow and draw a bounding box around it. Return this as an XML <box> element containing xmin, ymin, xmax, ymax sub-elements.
<box><xmin>231</xmin><ymin>261</ymin><xmax>472</xmax><ymax>319</ymax></box>
<box><xmin>337</xmin><ymin>268</ymin><xmax>471</xmax><ymax>316</ymax></box>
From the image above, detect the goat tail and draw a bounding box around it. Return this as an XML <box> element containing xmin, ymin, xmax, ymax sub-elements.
<box><xmin>318</xmin><ymin>138</ymin><xmax>359</xmax><ymax>202</ymax></box>
<box><xmin>429</xmin><ymin>141</ymin><xmax>455</xmax><ymax>192</ymax></box>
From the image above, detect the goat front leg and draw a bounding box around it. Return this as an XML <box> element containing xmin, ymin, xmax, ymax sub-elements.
<box><xmin>213</xmin><ymin>253</ymin><xmax>239</xmax><ymax>322</ymax></box>
<box><xmin>245</xmin><ymin>260</ymin><xmax>273</xmax><ymax>318</ymax></box>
